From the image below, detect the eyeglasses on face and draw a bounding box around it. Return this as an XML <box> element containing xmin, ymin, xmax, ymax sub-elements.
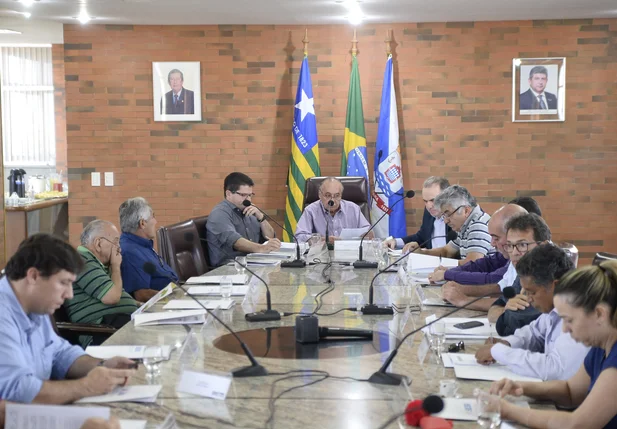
<box><xmin>503</xmin><ymin>241</ymin><xmax>542</xmax><ymax>253</ymax></box>
<box><xmin>440</xmin><ymin>205</ymin><xmax>465</xmax><ymax>220</ymax></box>
<box><xmin>98</xmin><ymin>236</ymin><xmax>120</xmax><ymax>248</ymax></box>
<box><xmin>233</xmin><ymin>191</ymin><xmax>255</xmax><ymax>199</ymax></box>
<box><xmin>320</xmin><ymin>192</ymin><xmax>342</xmax><ymax>200</ymax></box>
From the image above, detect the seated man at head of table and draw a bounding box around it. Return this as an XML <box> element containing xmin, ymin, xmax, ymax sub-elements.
<box><xmin>207</xmin><ymin>172</ymin><xmax>281</xmax><ymax>267</ymax></box>
<box><xmin>295</xmin><ymin>177</ymin><xmax>372</xmax><ymax>245</ymax></box>
<box><xmin>410</xmin><ymin>184</ymin><xmax>493</xmax><ymax>265</ymax></box>
<box><xmin>0</xmin><ymin>234</ymin><xmax>137</xmax><ymax>404</ymax></box>
<box><xmin>119</xmin><ymin>197</ymin><xmax>179</xmax><ymax>302</ymax></box>
<box><xmin>383</xmin><ymin>176</ymin><xmax>456</xmax><ymax>250</ymax></box>
<box><xmin>64</xmin><ymin>220</ymin><xmax>139</xmax><ymax>347</ymax></box>
<box><xmin>475</xmin><ymin>244</ymin><xmax>589</xmax><ymax>381</ymax></box>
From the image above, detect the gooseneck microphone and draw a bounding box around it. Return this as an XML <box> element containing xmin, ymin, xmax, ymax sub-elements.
<box><xmin>325</xmin><ymin>200</ymin><xmax>334</xmax><ymax>250</ymax></box>
<box><xmin>242</xmin><ymin>200</ymin><xmax>305</xmax><ymax>268</ymax></box>
<box><xmin>142</xmin><ymin>262</ymin><xmax>268</xmax><ymax>378</ymax></box>
<box><xmin>368</xmin><ymin>290</ymin><xmax>511</xmax><ymax>386</ymax></box>
<box><xmin>353</xmin><ymin>190</ymin><xmax>415</xmax><ymax>269</ymax></box>
<box><xmin>184</xmin><ymin>232</ymin><xmax>281</xmax><ymax>322</ymax></box>
<box><xmin>361</xmin><ymin>234</ymin><xmax>449</xmax><ymax>315</ymax></box>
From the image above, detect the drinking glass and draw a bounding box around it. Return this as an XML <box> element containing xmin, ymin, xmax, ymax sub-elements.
<box><xmin>308</xmin><ymin>233</ymin><xmax>322</xmax><ymax>248</ymax></box>
<box><xmin>430</xmin><ymin>321</ymin><xmax>446</xmax><ymax>352</ymax></box>
<box><xmin>220</xmin><ymin>276</ymin><xmax>233</xmax><ymax>299</ymax></box>
<box><xmin>142</xmin><ymin>346</ymin><xmax>164</xmax><ymax>378</ymax></box>
<box><xmin>475</xmin><ymin>389</ymin><xmax>502</xmax><ymax>428</ymax></box>
<box><xmin>234</xmin><ymin>256</ymin><xmax>246</xmax><ymax>275</ymax></box>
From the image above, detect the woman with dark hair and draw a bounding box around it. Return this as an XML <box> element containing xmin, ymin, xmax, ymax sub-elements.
<box><xmin>492</xmin><ymin>261</ymin><xmax>617</xmax><ymax>428</ymax></box>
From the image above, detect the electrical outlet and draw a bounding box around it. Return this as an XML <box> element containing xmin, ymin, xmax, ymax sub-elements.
<box><xmin>91</xmin><ymin>172</ymin><xmax>100</xmax><ymax>187</ymax></box>
<box><xmin>104</xmin><ymin>172</ymin><xmax>114</xmax><ymax>187</ymax></box>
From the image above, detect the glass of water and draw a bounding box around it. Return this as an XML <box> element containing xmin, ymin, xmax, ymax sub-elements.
<box><xmin>234</xmin><ymin>256</ymin><xmax>246</xmax><ymax>275</ymax></box>
<box><xmin>142</xmin><ymin>346</ymin><xmax>164</xmax><ymax>378</ymax></box>
<box><xmin>309</xmin><ymin>233</ymin><xmax>322</xmax><ymax>248</ymax></box>
<box><xmin>430</xmin><ymin>321</ymin><xmax>446</xmax><ymax>352</ymax></box>
<box><xmin>220</xmin><ymin>276</ymin><xmax>233</xmax><ymax>299</ymax></box>
<box><xmin>475</xmin><ymin>389</ymin><xmax>502</xmax><ymax>428</ymax></box>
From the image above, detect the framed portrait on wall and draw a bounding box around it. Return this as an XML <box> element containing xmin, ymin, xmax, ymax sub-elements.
<box><xmin>152</xmin><ymin>61</ymin><xmax>201</xmax><ymax>122</ymax></box>
<box><xmin>512</xmin><ymin>57</ymin><xmax>565</xmax><ymax>122</ymax></box>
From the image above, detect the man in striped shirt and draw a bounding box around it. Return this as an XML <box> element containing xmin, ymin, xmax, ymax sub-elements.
<box><xmin>64</xmin><ymin>220</ymin><xmax>138</xmax><ymax>347</ymax></box>
<box><xmin>415</xmin><ymin>185</ymin><xmax>493</xmax><ymax>264</ymax></box>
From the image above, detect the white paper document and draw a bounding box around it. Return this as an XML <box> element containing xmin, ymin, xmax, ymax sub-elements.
<box><xmin>131</xmin><ymin>282</ymin><xmax>175</xmax><ymax>320</ymax></box>
<box><xmin>185</xmin><ymin>274</ymin><xmax>248</xmax><ymax>285</ymax></box>
<box><xmin>177</xmin><ymin>370</ymin><xmax>232</xmax><ymax>400</ymax></box>
<box><xmin>339</xmin><ymin>226</ymin><xmax>370</xmax><ymax>239</ymax></box>
<box><xmin>4</xmin><ymin>403</ymin><xmax>110</xmax><ymax>429</ymax></box>
<box><xmin>407</xmin><ymin>253</ymin><xmax>459</xmax><ymax>271</ymax></box>
<box><xmin>187</xmin><ymin>285</ymin><xmax>249</xmax><ymax>296</ymax></box>
<box><xmin>442</xmin><ymin>353</ymin><xmax>485</xmax><ymax>368</ymax></box>
<box><xmin>86</xmin><ymin>345</ymin><xmax>172</xmax><ymax>360</ymax></box>
<box><xmin>162</xmin><ymin>299</ymin><xmax>234</xmax><ymax>310</ymax></box>
<box><xmin>75</xmin><ymin>385</ymin><xmax>162</xmax><ymax>404</ymax></box>
<box><xmin>435</xmin><ymin>398</ymin><xmax>529</xmax><ymax>421</ymax></box>
<box><xmin>133</xmin><ymin>309</ymin><xmax>207</xmax><ymax>327</ymax></box>
<box><xmin>454</xmin><ymin>363</ymin><xmax>541</xmax><ymax>382</ymax></box>
<box><xmin>120</xmin><ymin>421</ymin><xmax>147</xmax><ymax>429</ymax></box>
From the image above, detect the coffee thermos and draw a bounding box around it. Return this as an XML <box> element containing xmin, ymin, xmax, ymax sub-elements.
<box><xmin>7</xmin><ymin>169</ymin><xmax>26</xmax><ymax>198</ymax></box>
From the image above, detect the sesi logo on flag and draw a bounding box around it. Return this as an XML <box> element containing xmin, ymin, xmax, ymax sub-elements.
<box><xmin>376</xmin><ymin>151</ymin><xmax>403</xmax><ymax>198</ymax></box>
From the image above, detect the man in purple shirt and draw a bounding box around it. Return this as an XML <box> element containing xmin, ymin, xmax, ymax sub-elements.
<box><xmin>295</xmin><ymin>177</ymin><xmax>371</xmax><ymax>244</ymax></box>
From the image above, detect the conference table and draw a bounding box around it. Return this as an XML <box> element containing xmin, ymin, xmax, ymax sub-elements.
<box><xmin>101</xmin><ymin>250</ymin><xmax>546</xmax><ymax>428</ymax></box>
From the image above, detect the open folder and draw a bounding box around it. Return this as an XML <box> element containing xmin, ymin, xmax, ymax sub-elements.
<box><xmin>133</xmin><ymin>309</ymin><xmax>207</xmax><ymax>327</ymax></box>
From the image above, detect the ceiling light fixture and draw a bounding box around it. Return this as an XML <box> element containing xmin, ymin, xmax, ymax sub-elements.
<box><xmin>19</xmin><ymin>0</ymin><xmax>34</xmax><ymax>7</ymax></box>
<box><xmin>0</xmin><ymin>29</ymin><xmax>22</xmax><ymax>34</ymax></box>
<box><xmin>76</xmin><ymin>10</ymin><xmax>91</xmax><ymax>24</ymax></box>
<box><xmin>20</xmin><ymin>11</ymin><xmax>31</xmax><ymax>18</ymax></box>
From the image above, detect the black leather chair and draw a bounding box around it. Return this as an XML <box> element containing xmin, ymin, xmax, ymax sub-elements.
<box><xmin>52</xmin><ymin>306</ymin><xmax>116</xmax><ymax>348</ymax></box>
<box><xmin>157</xmin><ymin>220</ymin><xmax>208</xmax><ymax>282</ymax></box>
<box><xmin>303</xmin><ymin>176</ymin><xmax>371</xmax><ymax>222</ymax></box>
<box><xmin>593</xmin><ymin>252</ymin><xmax>617</xmax><ymax>266</ymax></box>
<box><xmin>556</xmin><ymin>242</ymin><xmax>579</xmax><ymax>268</ymax></box>
<box><xmin>192</xmin><ymin>215</ymin><xmax>211</xmax><ymax>269</ymax></box>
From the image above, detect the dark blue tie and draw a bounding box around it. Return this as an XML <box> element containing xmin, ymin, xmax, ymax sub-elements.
<box><xmin>173</xmin><ymin>94</ymin><xmax>178</xmax><ymax>105</ymax></box>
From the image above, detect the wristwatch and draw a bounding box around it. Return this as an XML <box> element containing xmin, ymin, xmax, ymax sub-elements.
<box><xmin>258</xmin><ymin>216</ymin><xmax>266</xmax><ymax>223</ymax></box>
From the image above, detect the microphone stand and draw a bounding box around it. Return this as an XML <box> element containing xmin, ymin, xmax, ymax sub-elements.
<box><xmin>353</xmin><ymin>190</ymin><xmax>414</xmax><ymax>269</ymax></box>
<box><xmin>243</xmin><ymin>200</ymin><xmax>306</xmax><ymax>268</ymax></box>
<box><xmin>142</xmin><ymin>262</ymin><xmax>268</xmax><ymax>377</ymax></box>
<box><xmin>361</xmin><ymin>235</ymin><xmax>448</xmax><ymax>315</ymax></box>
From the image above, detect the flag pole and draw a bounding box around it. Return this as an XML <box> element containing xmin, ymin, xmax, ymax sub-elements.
<box><xmin>351</xmin><ymin>28</ymin><xmax>358</xmax><ymax>57</ymax></box>
<box><xmin>385</xmin><ymin>29</ymin><xmax>392</xmax><ymax>58</ymax></box>
<box><xmin>303</xmin><ymin>28</ymin><xmax>309</xmax><ymax>57</ymax></box>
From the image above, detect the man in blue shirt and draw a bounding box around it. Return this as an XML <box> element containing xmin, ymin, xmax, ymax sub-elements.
<box><xmin>119</xmin><ymin>197</ymin><xmax>178</xmax><ymax>302</ymax></box>
<box><xmin>0</xmin><ymin>234</ymin><xmax>136</xmax><ymax>404</ymax></box>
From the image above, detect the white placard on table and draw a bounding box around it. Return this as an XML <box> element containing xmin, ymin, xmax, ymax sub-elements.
<box><xmin>131</xmin><ymin>282</ymin><xmax>175</xmax><ymax>320</ymax></box>
<box><xmin>176</xmin><ymin>370</ymin><xmax>232</xmax><ymax>400</ymax></box>
<box><xmin>86</xmin><ymin>345</ymin><xmax>172</xmax><ymax>360</ymax></box>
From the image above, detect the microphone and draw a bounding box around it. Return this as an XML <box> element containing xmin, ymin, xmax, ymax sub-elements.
<box><xmin>361</xmin><ymin>234</ymin><xmax>449</xmax><ymax>315</ymax></box>
<box><xmin>353</xmin><ymin>190</ymin><xmax>415</xmax><ymax>269</ymax></box>
<box><xmin>503</xmin><ymin>286</ymin><xmax>516</xmax><ymax>299</ymax></box>
<box><xmin>142</xmin><ymin>262</ymin><xmax>268</xmax><ymax>378</ymax></box>
<box><xmin>373</xmin><ymin>150</ymin><xmax>383</xmax><ymax>194</ymax></box>
<box><xmin>242</xmin><ymin>200</ymin><xmax>305</xmax><ymax>268</ymax></box>
<box><xmin>184</xmin><ymin>232</ymin><xmax>281</xmax><ymax>322</ymax></box>
<box><xmin>405</xmin><ymin>396</ymin><xmax>445</xmax><ymax>426</ymax></box>
<box><xmin>368</xmin><ymin>291</ymin><xmax>500</xmax><ymax>386</ymax></box>
<box><xmin>325</xmin><ymin>200</ymin><xmax>334</xmax><ymax>250</ymax></box>
<box><xmin>295</xmin><ymin>315</ymin><xmax>373</xmax><ymax>343</ymax></box>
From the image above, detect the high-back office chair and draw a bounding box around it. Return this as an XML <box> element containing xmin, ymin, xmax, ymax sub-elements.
<box><xmin>52</xmin><ymin>307</ymin><xmax>116</xmax><ymax>348</ymax></box>
<box><xmin>303</xmin><ymin>176</ymin><xmax>371</xmax><ymax>222</ymax></box>
<box><xmin>157</xmin><ymin>219</ymin><xmax>208</xmax><ymax>282</ymax></box>
<box><xmin>592</xmin><ymin>252</ymin><xmax>617</xmax><ymax>266</ymax></box>
<box><xmin>556</xmin><ymin>242</ymin><xmax>579</xmax><ymax>268</ymax></box>
<box><xmin>191</xmin><ymin>215</ymin><xmax>212</xmax><ymax>269</ymax></box>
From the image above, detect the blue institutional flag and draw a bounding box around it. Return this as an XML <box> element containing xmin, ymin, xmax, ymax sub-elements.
<box><xmin>371</xmin><ymin>56</ymin><xmax>406</xmax><ymax>239</ymax></box>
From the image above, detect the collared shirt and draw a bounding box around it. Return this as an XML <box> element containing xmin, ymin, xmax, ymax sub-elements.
<box><xmin>444</xmin><ymin>252</ymin><xmax>509</xmax><ymax>285</ymax></box>
<box><xmin>295</xmin><ymin>200</ymin><xmax>371</xmax><ymax>243</ymax></box>
<box><xmin>120</xmin><ymin>232</ymin><xmax>178</xmax><ymax>294</ymax></box>
<box><xmin>172</xmin><ymin>89</ymin><xmax>183</xmax><ymax>102</ymax></box>
<box><xmin>0</xmin><ymin>276</ymin><xmax>85</xmax><ymax>403</ymax></box>
<box><xmin>207</xmin><ymin>200</ymin><xmax>265</xmax><ymax>267</ymax></box>
<box><xmin>432</xmin><ymin>217</ymin><xmax>447</xmax><ymax>248</ymax></box>
<box><xmin>497</xmin><ymin>261</ymin><xmax>517</xmax><ymax>291</ymax></box>
<box><xmin>491</xmin><ymin>309</ymin><xmax>590</xmax><ymax>381</ymax></box>
<box><xmin>65</xmin><ymin>246</ymin><xmax>138</xmax><ymax>325</ymax></box>
<box><xmin>448</xmin><ymin>205</ymin><xmax>493</xmax><ymax>258</ymax></box>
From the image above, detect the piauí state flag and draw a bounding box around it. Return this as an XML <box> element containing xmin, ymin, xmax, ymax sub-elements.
<box><xmin>283</xmin><ymin>57</ymin><xmax>321</xmax><ymax>242</ymax></box>
<box><xmin>340</xmin><ymin>56</ymin><xmax>369</xmax><ymax>193</ymax></box>
<box><xmin>371</xmin><ymin>56</ymin><xmax>406</xmax><ymax>239</ymax></box>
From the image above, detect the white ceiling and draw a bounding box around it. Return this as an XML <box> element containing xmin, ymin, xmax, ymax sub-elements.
<box><xmin>0</xmin><ymin>0</ymin><xmax>616</xmax><ymax>25</ymax></box>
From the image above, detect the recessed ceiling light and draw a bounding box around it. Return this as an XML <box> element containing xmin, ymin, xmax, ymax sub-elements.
<box><xmin>76</xmin><ymin>11</ymin><xmax>92</xmax><ymax>24</ymax></box>
<box><xmin>347</xmin><ymin>11</ymin><xmax>364</xmax><ymax>25</ymax></box>
<box><xmin>0</xmin><ymin>28</ymin><xmax>22</xmax><ymax>34</ymax></box>
<box><xmin>19</xmin><ymin>0</ymin><xmax>34</xmax><ymax>7</ymax></box>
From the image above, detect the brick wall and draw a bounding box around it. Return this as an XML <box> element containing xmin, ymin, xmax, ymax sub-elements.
<box><xmin>53</xmin><ymin>44</ymin><xmax>68</xmax><ymax>175</ymax></box>
<box><xmin>63</xmin><ymin>20</ymin><xmax>617</xmax><ymax>263</ymax></box>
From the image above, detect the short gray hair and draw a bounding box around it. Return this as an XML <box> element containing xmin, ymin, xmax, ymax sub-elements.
<box><xmin>80</xmin><ymin>220</ymin><xmax>115</xmax><ymax>246</ymax></box>
<box><xmin>433</xmin><ymin>185</ymin><xmax>477</xmax><ymax>212</ymax></box>
<box><xmin>119</xmin><ymin>197</ymin><xmax>153</xmax><ymax>234</ymax></box>
<box><xmin>319</xmin><ymin>177</ymin><xmax>344</xmax><ymax>193</ymax></box>
<box><xmin>423</xmin><ymin>176</ymin><xmax>450</xmax><ymax>191</ymax></box>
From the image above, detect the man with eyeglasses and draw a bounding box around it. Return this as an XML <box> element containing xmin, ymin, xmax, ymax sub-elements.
<box><xmin>295</xmin><ymin>177</ymin><xmax>371</xmax><ymax>244</ymax></box>
<box><xmin>65</xmin><ymin>220</ymin><xmax>138</xmax><ymax>347</ymax></box>
<box><xmin>207</xmin><ymin>172</ymin><xmax>280</xmax><ymax>267</ymax></box>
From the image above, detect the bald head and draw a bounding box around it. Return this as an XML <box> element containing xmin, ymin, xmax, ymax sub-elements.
<box><xmin>488</xmin><ymin>204</ymin><xmax>528</xmax><ymax>258</ymax></box>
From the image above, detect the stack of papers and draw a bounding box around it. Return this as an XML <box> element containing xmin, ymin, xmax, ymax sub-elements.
<box><xmin>133</xmin><ymin>310</ymin><xmax>207</xmax><ymax>327</ymax></box>
<box><xmin>85</xmin><ymin>345</ymin><xmax>173</xmax><ymax>360</ymax></box>
<box><xmin>185</xmin><ymin>274</ymin><xmax>248</xmax><ymax>285</ymax></box>
<box><xmin>444</xmin><ymin>353</ymin><xmax>541</xmax><ymax>382</ymax></box>
<box><xmin>246</xmin><ymin>255</ymin><xmax>283</xmax><ymax>266</ymax></box>
<box><xmin>162</xmin><ymin>299</ymin><xmax>235</xmax><ymax>310</ymax></box>
<box><xmin>187</xmin><ymin>285</ymin><xmax>249</xmax><ymax>296</ymax></box>
<box><xmin>76</xmin><ymin>385</ymin><xmax>162</xmax><ymax>404</ymax></box>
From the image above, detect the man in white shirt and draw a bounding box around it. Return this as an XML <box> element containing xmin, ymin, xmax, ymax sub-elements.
<box><xmin>475</xmin><ymin>244</ymin><xmax>589</xmax><ymax>380</ymax></box>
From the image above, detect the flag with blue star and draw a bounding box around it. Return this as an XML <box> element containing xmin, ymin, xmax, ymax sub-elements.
<box><xmin>371</xmin><ymin>55</ymin><xmax>406</xmax><ymax>239</ymax></box>
<box><xmin>340</xmin><ymin>56</ymin><xmax>369</xmax><ymax>200</ymax></box>
<box><xmin>283</xmin><ymin>57</ymin><xmax>321</xmax><ymax>242</ymax></box>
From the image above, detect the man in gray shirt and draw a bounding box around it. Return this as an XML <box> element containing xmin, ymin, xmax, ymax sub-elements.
<box><xmin>207</xmin><ymin>172</ymin><xmax>281</xmax><ymax>267</ymax></box>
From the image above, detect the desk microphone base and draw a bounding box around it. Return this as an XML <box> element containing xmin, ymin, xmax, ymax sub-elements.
<box><xmin>353</xmin><ymin>260</ymin><xmax>379</xmax><ymax>269</ymax></box>
<box><xmin>232</xmin><ymin>364</ymin><xmax>269</xmax><ymax>378</ymax></box>
<box><xmin>360</xmin><ymin>304</ymin><xmax>394</xmax><ymax>315</ymax></box>
<box><xmin>368</xmin><ymin>370</ymin><xmax>405</xmax><ymax>386</ymax></box>
<box><xmin>245</xmin><ymin>309</ymin><xmax>281</xmax><ymax>322</ymax></box>
<box><xmin>281</xmin><ymin>259</ymin><xmax>306</xmax><ymax>268</ymax></box>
